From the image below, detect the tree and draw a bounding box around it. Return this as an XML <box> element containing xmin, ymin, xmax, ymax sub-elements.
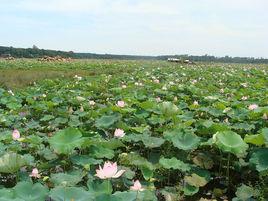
<box><xmin>32</xmin><ymin>45</ymin><xmax>39</xmax><ymax>49</ymax></box>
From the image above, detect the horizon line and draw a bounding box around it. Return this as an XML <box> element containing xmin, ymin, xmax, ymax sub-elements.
<box><xmin>1</xmin><ymin>44</ymin><xmax>268</xmax><ymax>60</ymax></box>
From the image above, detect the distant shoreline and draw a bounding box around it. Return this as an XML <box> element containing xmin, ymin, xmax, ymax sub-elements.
<box><xmin>0</xmin><ymin>45</ymin><xmax>267</xmax><ymax>64</ymax></box>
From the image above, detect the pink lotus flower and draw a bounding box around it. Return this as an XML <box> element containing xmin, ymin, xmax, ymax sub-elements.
<box><xmin>116</xmin><ymin>101</ymin><xmax>125</xmax><ymax>108</ymax></box>
<box><xmin>130</xmin><ymin>180</ymin><xmax>144</xmax><ymax>191</ymax></box>
<box><xmin>135</xmin><ymin>82</ymin><xmax>143</xmax><ymax>86</ymax></box>
<box><xmin>114</xmin><ymin>129</ymin><xmax>125</xmax><ymax>138</ymax></box>
<box><xmin>162</xmin><ymin>86</ymin><xmax>167</xmax><ymax>90</ymax></box>
<box><xmin>80</xmin><ymin>105</ymin><xmax>84</xmax><ymax>112</ymax></box>
<box><xmin>74</xmin><ymin>75</ymin><xmax>82</xmax><ymax>80</ymax></box>
<box><xmin>8</xmin><ymin>90</ymin><xmax>14</xmax><ymax>96</ymax></box>
<box><xmin>30</xmin><ymin>168</ymin><xmax>41</xmax><ymax>178</ymax></box>
<box><xmin>12</xmin><ymin>129</ymin><xmax>20</xmax><ymax>140</ymax></box>
<box><xmin>248</xmin><ymin>104</ymin><xmax>258</xmax><ymax>110</ymax></box>
<box><xmin>156</xmin><ymin>97</ymin><xmax>161</xmax><ymax>102</ymax></box>
<box><xmin>95</xmin><ymin>162</ymin><xmax>125</xmax><ymax>179</ymax></box>
<box><xmin>241</xmin><ymin>83</ymin><xmax>248</xmax><ymax>87</ymax></box>
<box><xmin>191</xmin><ymin>80</ymin><xmax>197</xmax><ymax>84</ymax></box>
<box><xmin>241</xmin><ymin>96</ymin><xmax>248</xmax><ymax>100</ymax></box>
<box><xmin>193</xmin><ymin>101</ymin><xmax>199</xmax><ymax>106</ymax></box>
<box><xmin>89</xmin><ymin>100</ymin><xmax>95</xmax><ymax>106</ymax></box>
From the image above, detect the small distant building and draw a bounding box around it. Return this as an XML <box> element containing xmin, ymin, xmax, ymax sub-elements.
<box><xmin>0</xmin><ymin>53</ymin><xmax>11</xmax><ymax>58</ymax></box>
<box><xmin>167</xmin><ymin>58</ymin><xmax>181</xmax><ymax>62</ymax></box>
<box><xmin>167</xmin><ymin>58</ymin><xmax>195</xmax><ymax>65</ymax></box>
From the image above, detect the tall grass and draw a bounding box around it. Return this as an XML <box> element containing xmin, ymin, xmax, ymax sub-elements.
<box><xmin>0</xmin><ymin>59</ymin><xmax>158</xmax><ymax>89</ymax></box>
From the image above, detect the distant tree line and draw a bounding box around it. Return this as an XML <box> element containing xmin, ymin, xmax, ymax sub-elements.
<box><xmin>0</xmin><ymin>46</ymin><xmax>267</xmax><ymax>64</ymax></box>
<box><xmin>156</xmin><ymin>54</ymin><xmax>268</xmax><ymax>64</ymax></box>
<box><xmin>0</xmin><ymin>46</ymin><xmax>74</xmax><ymax>58</ymax></box>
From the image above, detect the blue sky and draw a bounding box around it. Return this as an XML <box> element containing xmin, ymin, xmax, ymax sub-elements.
<box><xmin>0</xmin><ymin>0</ymin><xmax>267</xmax><ymax>57</ymax></box>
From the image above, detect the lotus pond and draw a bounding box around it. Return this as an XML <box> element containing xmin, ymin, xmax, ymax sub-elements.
<box><xmin>0</xmin><ymin>60</ymin><xmax>268</xmax><ymax>200</ymax></box>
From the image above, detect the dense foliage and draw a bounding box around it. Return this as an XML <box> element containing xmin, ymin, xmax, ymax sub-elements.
<box><xmin>1</xmin><ymin>45</ymin><xmax>268</xmax><ymax>63</ymax></box>
<box><xmin>0</xmin><ymin>60</ymin><xmax>268</xmax><ymax>200</ymax></box>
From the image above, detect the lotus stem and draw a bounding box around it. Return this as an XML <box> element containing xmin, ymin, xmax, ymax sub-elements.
<box><xmin>218</xmin><ymin>150</ymin><xmax>222</xmax><ymax>174</ymax></box>
<box><xmin>227</xmin><ymin>153</ymin><xmax>231</xmax><ymax>190</ymax></box>
<box><xmin>16</xmin><ymin>171</ymin><xmax>19</xmax><ymax>183</ymax></box>
<box><xmin>107</xmin><ymin>179</ymin><xmax>111</xmax><ymax>194</ymax></box>
<box><xmin>135</xmin><ymin>191</ymin><xmax>139</xmax><ymax>201</ymax></box>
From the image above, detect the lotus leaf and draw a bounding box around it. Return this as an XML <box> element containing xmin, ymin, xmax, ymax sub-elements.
<box><xmin>50</xmin><ymin>170</ymin><xmax>84</xmax><ymax>186</ymax></box>
<box><xmin>164</xmin><ymin>129</ymin><xmax>200</xmax><ymax>151</ymax></box>
<box><xmin>0</xmin><ymin>153</ymin><xmax>28</xmax><ymax>173</ymax></box>
<box><xmin>49</xmin><ymin>187</ymin><xmax>94</xmax><ymax>201</ymax></box>
<box><xmin>213</xmin><ymin>131</ymin><xmax>248</xmax><ymax>156</ymax></box>
<box><xmin>159</xmin><ymin>157</ymin><xmax>191</xmax><ymax>172</ymax></box>
<box><xmin>48</xmin><ymin>128</ymin><xmax>85</xmax><ymax>154</ymax></box>
<box><xmin>250</xmin><ymin>148</ymin><xmax>268</xmax><ymax>173</ymax></box>
<box><xmin>13</xmin><ymin>181</ymin><xmax>49</xmax><ymax>201</ymax></box>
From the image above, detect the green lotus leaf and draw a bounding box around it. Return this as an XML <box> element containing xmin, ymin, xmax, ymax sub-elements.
<box><xmin>112</xmin><ymin>190</ymin><xmax>157</xmax><ymax>201</ymax></box>
<box><xmin>159</xmin><ymin>101</ymin><xmax>179</xmax><ymax>116</ymax></box>
<box><xmin>159</xmin><ymin>157</ymin><xmax>191</xmax><ymax>172</ymax></box>
<box><xmin>183</xmin><ymin>183</ymin><xmax>199</xmax><ymax>196</ymax></box>
<box><xmin>213</xmin><ymin>131</ymin><xmax>248</xmax><ymax>156</ymax></box>
<box><xmin>121</xmin><ymin>167</ymin><xmax>135</xmax><ymax>179</ymax></box>
<box><xmin>40</xmin><ymin>114</ymin><xmax>54</xmax><ymax>122</ymax></box>
<box><xmin>250</xmin><ymin>149</ymin><xmax>268</xmax><ymax>173</ymax></box>
<box><xmin>192</xmin><ymin>153</ymin><xmax>214</xmax><ymax>169</ymax></box>
<box><xmin>119</xmin><ymin>152</ymin><xmax>154</xmax><ymax>171</ymax></box>
<box><xmin>232</xmin><ymin>123</ymin><xmax>255</xmax><ymax>131</ymax></box>
<box><xmin>0</xmin><ymin>188</ymin><xmax>15</xmax><ymax>200</ymax></box>
<box><xmin>48</xmin><ymin>128</ymin><xmax>85</xmax><ymax>155</ymax></box>
<box><xmin>50</xmin><ymin>170</ymin><xmax>84</xmax><ymax>186</ymax></box>
<box><xmin>89</xmin><ymin>145</ymin><xmax>114</xmax><ymax>159</ymax></box>
<box><xmin>71</xmin><ymin>155</ymin><xmax>102</xmax><ymax>167</ymax></box>
<box><xmin>95</xmin><ymin>114</ymin><xmax>120</xmax><ymax>129</ymax></box>
<box><xmin>123</xmin><ymin>134</ymin><xmax>143</xmax><ymax>143</ymax></box>
<box><xmin>124</xmin><ymin>133</ymin><xmax>162</xmax><ymax>147</ymax></box>
<box><xmin>141</xmin><ymin>135</ymin><xmax>165</xmax><ymax>148</ymax></box>
<box><xmin>261</xmin><ymin>128</ymin><xmax>268</xmax><ymax>145</ymax></box>
<box><xmin>6</xmin><ymin>102</ymin><xmax>22</xmax><ymax>110</ymax></box>
<box><xmin>119</xmin><ymin>152</ymin><xmax>154</xmax><ymax>180</ymax></box>
<box><xmin>87</xmin><ymin>180</ymin><xmax>112</xmax><ymax>196</ymax></box>
<box><xmin>49</xmin><ymin>186</ymin><xmax>93</xmax><ymax>201</ymax></box>
<box><xmin>164</xmin><ymin>129</ymin><xmax>200</xmax><ymax>151</ymax></box>
<box><xmin>130</xmin><ymin>125</ymin><xmax>150</xmax><ymax>133</ymax></box>
<box><xmin>184</xmin><ymin>174</ymin><xmax>206</xmax><ymax>187</ymax></box>
<box><xmin>37</xmin><ymin>147</ymin><xmax>58</xmax><ymax>160</ymax></box>
<box><xmin>244</xmin><ymin>133</ymin><xmax>265</xmax><ymax>146</ymax></box>
<box><xmin>160</xmin><ymin>187</ymin><xmax>179</xmax><ymax>201</ymax></box>
<box><xmin>235</xmin><ymin>184</ymin><xmax>255</xmax><ymax>201</ymax></box>
<box><xmin>141</xmin><ymin>166</ymin><xmax>154</xmax><ymax>180</ymax></box>
<box><xmin>97</xmin><ymin>139</ymin><xmax>125</xmax><ymax>150</ymax></box>
<box><xmin>111</xmin><ymin>191</ymin><xmax>137</xmax><ymax>201</ymax></box>
<box><xmin>13</xmin><ymin>181</ymin><xmax>49</xmax><ymax>201</ymax></box>
<box><xmin>0</xmin><ymin>152</ymin><xmax>28</xmax><ymax>173</ymax></box>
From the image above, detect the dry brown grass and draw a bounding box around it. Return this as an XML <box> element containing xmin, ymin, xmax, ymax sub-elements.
<box><xmin>0</xmin><ymin>58</ymin><xmax>157</xmax><ymax>89</ymax></box>
<box><xmin>0</xmin><ymin>69</ymin><xmax>92</xmax><ymax>89</ymax></box>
